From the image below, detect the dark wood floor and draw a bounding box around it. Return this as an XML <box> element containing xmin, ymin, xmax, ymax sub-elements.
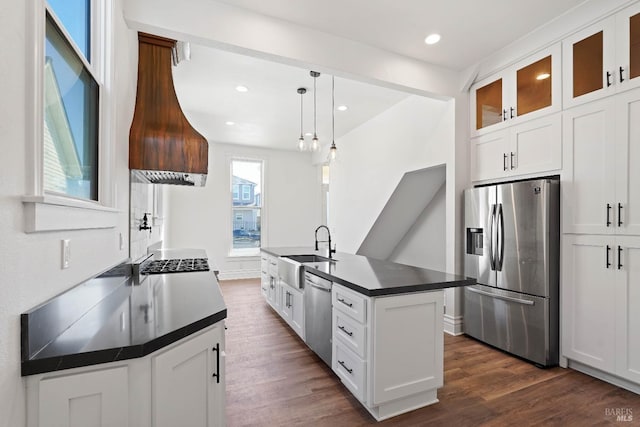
<box><xmin>219</xmin><ymin>279</ymin><xmax>640</xmax><ymax>426</ymax></box>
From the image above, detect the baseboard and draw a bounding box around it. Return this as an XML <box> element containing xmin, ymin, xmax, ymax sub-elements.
<box><xmin>217</xmin><ymin>268</ymin><xmax>260</xmax><ymax>281</ymax></box>
<box><xmin>568</xmin><ymin>359</ymin><xmax>640</xmax><ymax>395</ymax></box>
<box><xmin>443</xmin><ymin>314</ymin><xmax>464</xmax><ymax>336</ymax></box>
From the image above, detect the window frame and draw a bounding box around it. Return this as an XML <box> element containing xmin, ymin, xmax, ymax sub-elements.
<box><xmin>241</xmin><ymin>185</ymin><xmax>251</xmax><ymax>201</ymax></box>
<box><xmin>23</xmin><ymin>0</ymin><xmax>119</xmax><ymax>232</ymax></box>
<box><xmin>229</xmin><ymin>157</ymin><xmax>264</xmax><ymax>257</ymax></box>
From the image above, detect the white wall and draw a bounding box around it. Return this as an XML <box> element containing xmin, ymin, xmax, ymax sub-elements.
<box><xmin>0</xmin><ymin>1</ymin><xmax>137</xmax><ymax>426</ymax></box>
<box><xmin>328</xmin><ymin>95</ymin><xmax>454</xmax><ymax>255</ymax></box>
<box><xmin>389</xmin><ymin>182</ymin><xmax>446</xmax><ymax>271</ymax></box>
<box><xmin>165</xmin><ymin>142</ymin><xmax>322</xmax><ymax>278</ymax></box>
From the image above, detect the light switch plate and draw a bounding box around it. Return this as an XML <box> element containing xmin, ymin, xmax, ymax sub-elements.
<box><xmin>61</xmin><ymin>239</ymin><xmax>70</xmax><ymax>269</ymax></box>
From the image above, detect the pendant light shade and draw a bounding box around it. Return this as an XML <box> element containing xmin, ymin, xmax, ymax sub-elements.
<box><xmin>329</xmin><ymin>75</ymin><xmax>337</xmax><ymax>162</ymax></box>
<box><xmin>296</xmin><ymin>87</ymin><xmax>307</xmax><ymax>151</ymax></box>
<box><xmin>310</xmin><ymin>71</ymin><xmax>320</xmax><ymax>152</ymax></box>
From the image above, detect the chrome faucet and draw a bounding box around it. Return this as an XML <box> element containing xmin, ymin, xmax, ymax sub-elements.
<box><xmin>315</xmin><ymin>225</ymin><xmax>336</xmax><ymax>258</ymax></box>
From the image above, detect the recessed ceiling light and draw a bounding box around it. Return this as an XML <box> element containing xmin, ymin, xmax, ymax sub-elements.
<box><xmin>337</xmin><ymin>105</ymin><xmax>348</xmax><ymax>111</ymax></box>
<box><xmin>235</xmin><ymin>85</ymin><xmax>248</xmax><ymax>92</ymax></box>
<box><xmin>424</xmin><ymin>34</ymin><xmax>441</xmax><ymax>45</ymax></box>
<box><xmin>305</xmin><ymin>132</ymin><xmax>313</xmax><ymax>137</ymax></box>
<box><xmin>225</xmin><ymin>121</ymin><xmax>235</xmax><ymax>126</ymax></box>
<box><xmin>536</xmin><ymin>73</ymin><xmax>551</xmax><ymax>80</ymax></box>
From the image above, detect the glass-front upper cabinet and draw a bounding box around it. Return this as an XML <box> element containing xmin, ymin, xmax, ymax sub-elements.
<box><xmin>563</xmin><ymin>2</ymin><xmax>640</xmax><ymax>108</ymax></box>
<box><xmin>471</xmin><ymin>43</ymin><xmax>560</xmax><ymax>136</ymax></box>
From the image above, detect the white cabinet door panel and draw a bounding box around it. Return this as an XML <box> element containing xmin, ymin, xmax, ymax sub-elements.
<box><xmin>562</xmin><ymin>235</ymin><xmax>616</xmax><ymax>371</ymax></box>
<box><xmin>470</xmin><ymin>130</ymin><xmax>509</xmax><ymax>181</ymax></box>
<box><xmin>615</xmin><ymin>236</ymin><xmax>640</xmax><ymax>383</ymax></box>
<box><xmin>615</xmin><ymin>88</ymin><xmax>640</xmax><ymax>235</ymax></box>
<box><xmin>39</xmin><ymin>367</ymin><xmax>128</xmax><ymax>427</ymax></box>
<box><xmin>511</xmin><ymin>113</ymin><xmax>561</xmax><ymax>176</ymax></box>
<box><xmin>372</xmin><ymin>291</ymin><xmax>443</xmax><ymax>405</ymax></box>
<box><xmin>563</xmin><ymin>98</ymin><xmax>616</xmax><ymax>234</ymax></box>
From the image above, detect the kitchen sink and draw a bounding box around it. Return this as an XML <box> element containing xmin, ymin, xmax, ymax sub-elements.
<box><xmin>284</xmin><ymin>254</ymin><xmax>335</xmax><ymax>263</ymax></box>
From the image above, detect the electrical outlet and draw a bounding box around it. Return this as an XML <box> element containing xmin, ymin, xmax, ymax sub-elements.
<box><xmin>61</xmin><ymin>239</ymin><xmax>70</xmax><ymax>269</ymax></box>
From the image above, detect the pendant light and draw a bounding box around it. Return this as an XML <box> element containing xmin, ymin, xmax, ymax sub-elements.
<box><xmin>296</xmin><ymin>87</ymin><xmax>307</xmax><ymax>151</ymax></box>
<box><xmin>310</xmin><ymin>71</ymin><xmax>321</xmax><ymax>152</ymax></box>
<box><xmin>329</xmin><ymin>75</ymin><xmax>337</xmax><ymax>161</ymax></box>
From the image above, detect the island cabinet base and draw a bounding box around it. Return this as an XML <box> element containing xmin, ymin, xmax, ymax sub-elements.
<box><xmin>332</xmin><ymin>285</ymin><xmax>444</xmax><ymax>421</ymax></box>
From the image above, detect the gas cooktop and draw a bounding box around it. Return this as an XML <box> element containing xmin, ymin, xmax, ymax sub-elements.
<box><xmin>140</xmin><ymin>258</ymin><xmax>210</xmax><ymax>275</ymax></box>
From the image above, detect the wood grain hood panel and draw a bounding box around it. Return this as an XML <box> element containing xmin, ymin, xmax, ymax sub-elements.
<box><xmin>129</xmin><ymin>33</ymin><xmax>208</xmax><ymax>186</ymax></box>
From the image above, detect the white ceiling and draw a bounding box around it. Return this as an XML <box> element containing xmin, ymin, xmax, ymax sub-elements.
<box><xmin>173</xmin><ymin>45</ymin><xmax>410</xmax><ymax>151</ymax></box>
<box><xmin>172</xmin><ymin>0</ymin><xmax>587</xmax><ymax>151</ymax></box>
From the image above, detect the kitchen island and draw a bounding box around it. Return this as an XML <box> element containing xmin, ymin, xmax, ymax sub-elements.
<box><xmin>260</xmin><ymin>247</ymin><xmax>474</xmax><ymax>421</ymax></box>
<box><xmin>21</xmin><ymin>249</ymin><xmax>226</xmax><ymax>427</ymax></box>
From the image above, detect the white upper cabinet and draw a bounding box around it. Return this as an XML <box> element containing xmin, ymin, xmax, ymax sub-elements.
<box><xmin>470</xmin><ymin>113</ymin><xmax>561</xmax><ymax>182</ymax></box>
<box><xmin>471</xmin><ymin>43</ymin><xmax>561</xmax><ymax>136</ymax></box>
<box><xmin>563</xmin><ymin>87</ymin><xmax>640</xmax><ymax>236</ymax></box>
<box><xmin>563</xmin><ymin>2</ymin><xmax>640</xmax><ymax>109</ymax></box>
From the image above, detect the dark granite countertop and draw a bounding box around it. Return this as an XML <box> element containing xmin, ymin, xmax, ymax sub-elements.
<box><xmin>21</xmin><ymin>250</ymin><xmax>226</xmax><ymax>376</ymax></box>
<box><xmin>261</xmin><ymin>247</ymin><xmax>474</xmax><ymax>296</ymax></box>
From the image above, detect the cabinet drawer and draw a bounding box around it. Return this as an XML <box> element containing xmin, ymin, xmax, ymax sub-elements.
<box><xmin>268</xmin><ymin>258</ymin><xmax>278</xmax><ymax>277</ymax></box>
<box><xmin>333</xmin><ymin>310</ymin><xmax>366</xmax><ymax>359</ymax></box>
<box><xmin>334</xmin><ymin>342</ymin><xmax>366</xmax><ymax>403</ymax></box>
<box><xmin>333</xmin><ymin>284</ymin><xmax>367</xmax><ymax>323</ymax></box>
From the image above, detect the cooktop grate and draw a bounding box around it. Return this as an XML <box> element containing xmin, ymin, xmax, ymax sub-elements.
<box><xmin>140</xmin><ymin>258</ymin><xmax>209</xmax><ymax>274</ymax></box>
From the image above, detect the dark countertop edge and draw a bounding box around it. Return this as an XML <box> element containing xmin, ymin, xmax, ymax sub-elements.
<box><xmin>21</xmin><ymin>309</ymin><xmax>227</xmax><ymax>376</ymax></box>
<box><xmin>305</xmin><ymin>267</ymin><xmax>475</xmax><ymax>296</ymax></box>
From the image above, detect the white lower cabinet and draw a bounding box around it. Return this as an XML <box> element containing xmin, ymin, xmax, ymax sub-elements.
<box><xmin>153</xmin><ymin>325</ymin><xmax>225</xmax><ymax>427</ymax></box>
<box><xmin>279</xmin><ymin>284</ymin><xmax>305</xmax><ymax>340</ymax></box>
<box><xmin>27</xmin><ymin>323</ymin><xmax>226</xmax><ymax>427</ymax></box>
<box><xmin>331</xmin><ymin>284</ymin><xmax>444</xmax><ymax>421</ymax></box>
<box><xmin>37</xmin><ymin>366</ymin><xmax>129</xmax><ymax>427</ymax></box>
<box><xmin>563</xmin><ymin>234</ymin><xmax>640</xmax><ymax>387</ymax></box>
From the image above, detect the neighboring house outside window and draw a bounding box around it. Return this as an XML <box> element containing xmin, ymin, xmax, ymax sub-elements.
<box><xmin>230</xmin><ymin>159</ymin><xmax>263</xmax><ymax>255</ymax></box>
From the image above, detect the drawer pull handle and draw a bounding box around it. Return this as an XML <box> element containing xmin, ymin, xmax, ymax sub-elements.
<box><xmin>503</xmin><ymin>153</ymin><xmax>508</xmax><ymax>171</ymax></box>
<box><xmin>620</xmin><ymin>66</ymin><xmax>625</xmax><ymax>83</ymax></box>
<box><xmin>338</xmin><ymin>325</ymin><xmax>353</xmax><ymax>336</ymax></box>
<box><xmin>618</xmin><ymin>245</ymin><xmax>623</xmax><ymax>270</ymax></box>
<box><xmin>337</xmin><ymin>297</ymin><xmax>353</xmax><ymax>308</ymax></box>
<box><xmin>606</xmin><ymin>71</ymin><xmax>613</xmax><ymax>87</ymax></box>
<box><xmin>338</xmin><ymin>360</ymin><xmax>353</xmax><ymax>374</ymax></box>
<box><xmin>606</xmin><ymin>245</ymin><xmax>611</xmax><ymax>269</ymax></box>
<box><xmin>606</xmin><ymin>203</ymin><xmax>612</xmax><ymax>227</ymax></box>
<box><xmin>618</xmin><ymin>203</ymin><xmax>623</xmax><ymax>227</ymax></box>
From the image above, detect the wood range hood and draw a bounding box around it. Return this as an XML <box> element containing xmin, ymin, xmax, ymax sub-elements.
<box><xmin>129</xmin><ymin>33</ymin><xmax>208</xmax><ymax>186</ymax></box>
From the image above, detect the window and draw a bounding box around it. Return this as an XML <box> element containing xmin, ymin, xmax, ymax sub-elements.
<box><xmin>231</xmin><ymin>159</ymin><xmax>262</xmax><ymax>255</ymax></box>
<box><xmin>44</xmin><ymin>0</ymin><xmax>101</xmax><ymax>200</ymax></box>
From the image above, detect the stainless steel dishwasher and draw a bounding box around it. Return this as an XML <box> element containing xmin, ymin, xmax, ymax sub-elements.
<box><xmin>304</xmin><ymin>272</ymin><xmax>332</xmax><ymax>367</ymax></box>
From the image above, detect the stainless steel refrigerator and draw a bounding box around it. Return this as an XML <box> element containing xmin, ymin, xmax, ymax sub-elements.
<box><xmin>463</xmin><ymin>177</ymin><xmax>559</xmax><ymax>367</ymax></box>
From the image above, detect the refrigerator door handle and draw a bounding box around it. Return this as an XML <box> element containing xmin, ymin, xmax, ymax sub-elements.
<box><xmin>466</xmin><ymin>286</ymin><xmax>535</xmax><ymax>306</ymax></box>
<box><xmin>489</xmin><ymin>204</ymin><xmax>496</xmax><ymax>270</ymax></box>
<box><xmin>496</xmin><ymin>203</ymin><xmax>505</xmax><ymax>271</ymax></box>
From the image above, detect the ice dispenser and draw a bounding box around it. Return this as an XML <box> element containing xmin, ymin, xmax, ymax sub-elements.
<box><xmin>466</xmin><ymin>228</ymin><xmax>483</xmax><ymax>256</ymax></box>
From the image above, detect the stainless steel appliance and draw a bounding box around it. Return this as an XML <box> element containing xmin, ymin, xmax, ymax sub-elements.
<box><xmin>304</xmin><ymin>272</ymin><xmax>332</xmax><ymax>366</ymax></box>
<box><xmin>463</xmin><ymin>177</ymin><xmax>560</xmax><ymax>366</ymax></box>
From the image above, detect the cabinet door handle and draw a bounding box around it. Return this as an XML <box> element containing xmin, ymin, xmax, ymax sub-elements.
<box><xmin>338</xmin><ymin>324</ymin><xmax>354</xmax><ymax>336</ymax></box>
<box><xmin>606</xmin><ymin>71</ymin><xmax>613</xmax><ymax>87</ymax></box>
<box><xmin>212</xmin><ymin>343</ymin><xmax>220</xmax><ymax>383</ymax></box>
<box><xmin>510</xmin><ymin>107</ymin><xmax>515</xmax><ymax>119</ymax></box>
<box><xmin>618</xmin><ymin>203</ymin><xmax>623</xmax><ymax>227</ymax></box>
<box><xmin>503</xmin><ymin>153</ymin><xmax>508</xmax><ymax>171</ymax></box>
<box><xmin>337</xmin><ymin>297</ymin><xmax>353</xmax><ymax>308</ymax></box>
<box><xmin>620</xmin><ymin>66</ymin><xmax>625</xmax><ymax>83</ymax></box>
<box><xmin>338</xmin><ymin>360</ymin><xmax>353</xmax><ymax>374</ymax></box>
<box><xmin>510</xmin><ymin>152</ymin><xmax>515</xmax><ymax>170</ymax></box>
<box><xmin>606</xmin><ymin>203</ymin><xmax>612</xmax><ymax>227</ymax></box>
<box><xmin>618</xmin><ymin>245</ymin><xmax>623</xmax><ymax>270</ymax></box>
<box><xmin>502</xmin><ymin>109</ymin><xmax>508</xmax><ymax>121</ymax></box>
<box><xmin>606</xmin><ymin>245</ymin><xmax>611</xmax><ymax>269</ymax></box>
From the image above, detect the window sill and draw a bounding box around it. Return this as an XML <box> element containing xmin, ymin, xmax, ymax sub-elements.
<box><xmin>22</xmin><ymin>195</ymin><xmax>121</xmax><ymax>233</ymax></box>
